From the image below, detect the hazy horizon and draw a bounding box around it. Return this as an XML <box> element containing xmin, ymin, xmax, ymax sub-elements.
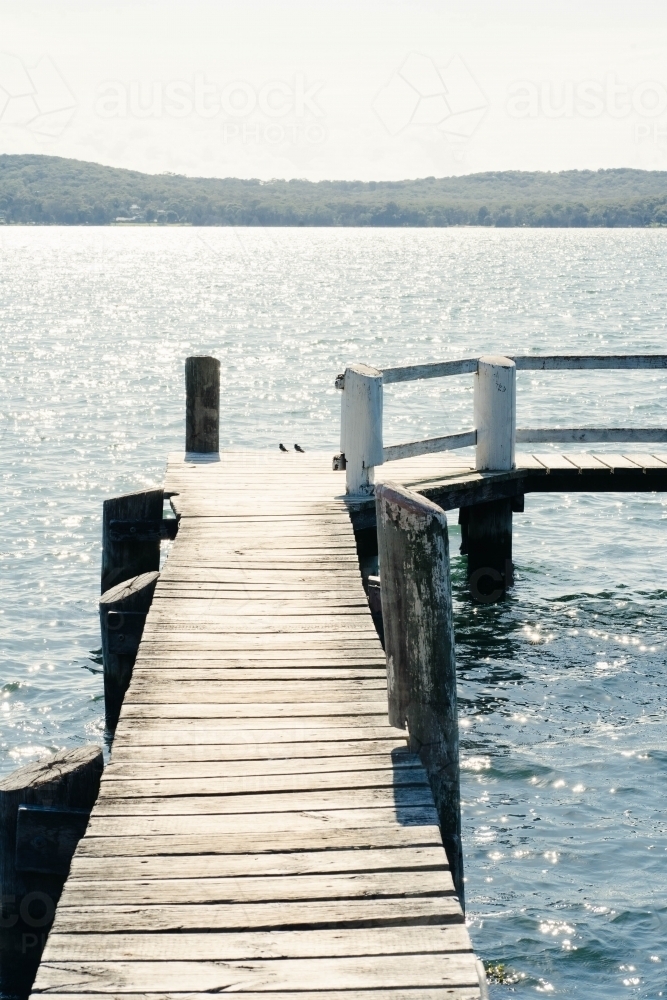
<box><xmin>3</xmin><ymin>1</ymin><xmax>667</xmax><ymax>182</ymax></box>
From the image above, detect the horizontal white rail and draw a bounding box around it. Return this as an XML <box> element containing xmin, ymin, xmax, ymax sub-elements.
<box><xmin>383</xmin><ymin>430</ymin><xmax>477</xmax><ymax>463</ymax></box>
<box><xmin>517</xmin><ymin>427</ymin><xmax>667</xmax><ymax>444</ymax></box>
<box><xmin>512</xmin><ymin>355</ymin><xmax>667</xmax><ymax>371</ymax></box>
<box><xmin>381</xmin><ymin>359</ymin><xmax>478</xmax><ymax>384</ymax></box>
<box><xmin>337</xmin><ymin>354</ymin><xmax>667</xmax><ymax>493</ymax></box>
<box><xmin>382</xmin><ymin>427</ymin><xmax>667</xmax><ymax>463</ymax></box>
<box><xmin>378</xmin><ymin>354</ymin><xmax>667</xmax><ymax>384</ymax></box>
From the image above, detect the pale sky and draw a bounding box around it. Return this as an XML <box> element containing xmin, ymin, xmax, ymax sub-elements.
<box><xmin>3</xmin><ymin>0</ymin><xmax>667</xmax><ymax>180</ymax></box>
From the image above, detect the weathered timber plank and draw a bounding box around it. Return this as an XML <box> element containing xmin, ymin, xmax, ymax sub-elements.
<box><xmin>110</xmin><ymin>725</ymin><xmax>404</xmax><ymax>746</ymax></box>
<box><xmin>129</xmin><ymin>668</ymin><xmax>388</xmax><ymax>683</ymax></box>
<box><xmin>106</xmin><ymin>739</ymin><xmax>408</xmax><ymax>764</ymax></box>
<box><xmin>67</xmin><ymin>845</ymin><xmax>448</xmax><ymax>881</ymax></box>
<box><xmin>125</xmin><ymin>682</ymin><xmax>389</xmax><ymax>704</ymax></box>
<box><xmin>120</xmin><ymin>701</ymin><xmax>390</xmax><ymax>720</ymax></box>
<box><xmin>590</xmin><ymin>453</ymin><xmax>643</xmax><ymax>471</ymax></box>
<box><xmin>101</xmin><ymin>753</ymin><xmax>419</xmax><ymax>780</ymax></box>
<box><xmin>30</xmin><ymin>991</ymin><xmax>479</xmax><ymax>1000</ymax></box>
<box><xmin>49</xmin><ymin>895</ymin><xmax>463</xmax><ymax>933</ymax></box>
<box><xmin>74</xmin><ymin>825</ymin><xmax>443</xmax><ymax>857</ymax></box>
<box><xmin>116</xmin><ymin>716</ymin><xmax>393</xmax><ymax>734</ymax></box>
<box><xmin>42</xmin><ymin>924</ymin><xmax>472</xmax><ymax>961</ymax></box>
<box><xmin>33</xmin><ymin>953</ymin><xmax>479</xmax><ymax>992</ymax></box>
<box><xmin>58</xmin><ymin>869</ymin><xmax>455</xmax><ymax>907</ymax></box>
<box><xmin>90</xmin><ymin>785</ymin><xmax>436</xmax><ymax>815</ymax></box>
<box><xmin>84</xmin><ymin>806</ymin><xmax>441</xmax><ymax>837</ymax></box>
<box><xmin>98</xmin><ymin>768</ymin><xmax>429</xmax><ymax>798</ymax></box>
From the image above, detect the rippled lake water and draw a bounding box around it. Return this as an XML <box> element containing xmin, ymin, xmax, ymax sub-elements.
<box><xmin>1</xmin><ymin>227</ymin><xmax>666</xmax><ymax>997</ymax></box>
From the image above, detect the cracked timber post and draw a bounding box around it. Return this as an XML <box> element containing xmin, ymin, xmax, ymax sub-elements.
<box><xmin>375</xmin><ymin>481</ymin><xmax>464</xmax><ymax>908</ymax></box>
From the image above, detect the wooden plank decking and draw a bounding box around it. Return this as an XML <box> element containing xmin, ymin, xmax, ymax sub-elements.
<box><xmin>30</xmin><ymin>451</ymin><xmax>480</xmax><ymax>999</ymax></box>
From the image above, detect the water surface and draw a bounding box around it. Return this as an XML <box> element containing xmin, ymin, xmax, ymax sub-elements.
<box><xmin>1</xmin><ymin>227</ymin><xmax>666</xmax><ymax>997</ymax></box>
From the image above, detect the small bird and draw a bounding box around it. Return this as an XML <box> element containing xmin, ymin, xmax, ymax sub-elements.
<box><xmin>279</xmin><ymin>443</ymin><xmax>288</xmax><ymax>452</ymax></box>
<box><xmin>294</xmin><ymin>443</ymin><xmax>305</xmax><ymax>453</ymax></box>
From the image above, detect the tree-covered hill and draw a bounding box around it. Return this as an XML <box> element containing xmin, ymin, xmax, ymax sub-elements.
<box><xmin>1</xmin><ymin>155</ymin><xmax>667</xmax><ymax>226</ymax></box>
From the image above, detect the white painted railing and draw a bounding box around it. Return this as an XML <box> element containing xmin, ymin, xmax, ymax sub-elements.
<box><xmin>335</xmin><ymin>354</ymin><xmax>667</xmax><ymax>494</ymax></box>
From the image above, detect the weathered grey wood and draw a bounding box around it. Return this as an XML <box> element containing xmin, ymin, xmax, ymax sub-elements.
<box><xmin>512</xmin><ymin>353</ymin><xmax>667</xmax><ymax>370</ymax></box>
<box><xmin>43</xmin><ymin>924</ymin><xmax>473</xmax><ymax>960</ymax></box>
<box><xmin>383</xmin><ymin>431</ymin><xmax>477</xmax><ymax>464</ymax></box>
<box><xmin>67</xmin><ymin>845</ymin><xmax>447</xmax><ymax>881</ymax></box>
<box><xmin>98</xmin><ymin>768</ymin><xmax>429</xmax><ymax>798</ymax></box>
<box><xmin>30</xmin><ymin>449</ymin><xmax>482</xmax><ymax>999</ymax></box>
<box><xmin>28</xmin><ymin>991</ymin><xmax>479</xmax><ymax>1000</ymax></box>
<box><xmin>32</xmin><ymin>988</ymin><xmax>477</xmax><ymax>1000</ymax></box>
<box><xmin>379</xmin><ymin>354</ymin><xmax>667</xmax><ymax>384</ymax></box>
<box><xmin>84</xmin><ymin>806</ymin><xmax>441</xmax><ymax>837</ymax></box>
<box><xmin>375</xmin><ymin>482</ymin><xmax>463</xmax><ymax>908</ymax></box>
<box><xmin>57</xmin><ymin>868</ymin><xmax>454</xmax><ymax>906</ymax></box>
<box><xmin>101</xmin><ymin>751</ymin><xmax>418</xmax><ymax>779</ymax></box>
<box><xmin>0</xmin><ymin>747</ymin><xmax>102</xmax><ymax>933</ymax></box>
<box><xmin>100</xmin><ymin>572</ymin><xmax>159</xmax><ymax>730</ymax></box>
<box><xmin>106</xmin><ymin>738</ymin><xmax>408</xmax><ymax>764</ymax></box>
<box><xmin>33</xmin><ymin>953</ymin><xmax>479</xmax><ymax>991</ymax></box>
<box><xmin>75</xmin><ymin>824</ymin><xmax>442</xmax><ymax>857</ymax></box>
<box><xmin>516</xmin><ymin>427</ymin><xmax>667</xmax><ymax>443</ymax></box>
<box><xmin>49</xmin><ymin>894</ymin><xmax>462</xmax><ymax>933</ymax></box>
<box><xmin>463</xmin><ymin>499</ymin><xmax>513</xmax><ymax>601</ymax></box>
<box><xmin>381</xmin><ymin>358</ymin><xmax>479</xmax><ymax>383</ymax></box>
<box><xmin>185</xmin><ymin>355</ymin><xmax>220</xmax><ymax>453</ymax></box>
<box><xmin>101</xmin><ymin>489</ymin><xmax>163</xmax><ymax>594</ymax></box>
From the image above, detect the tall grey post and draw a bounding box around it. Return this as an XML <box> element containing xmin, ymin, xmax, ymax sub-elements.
<box><xmin>375</xmin><ymin>481</ymin><xmax>464</xmax><ymax>906</ymax></box>
<box><xmin>467</xmin><ymin>354</ymin><xmax>517</xmax><ymax>600</ymax></box>
<box><xmin>185</xmin><ymin>355</ymin><xmax>220</xmax><ymax>453</ymax></box>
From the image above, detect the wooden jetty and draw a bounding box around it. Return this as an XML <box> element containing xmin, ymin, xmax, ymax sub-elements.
<box><xmin>26</xmin><ymin>351</ymin><xmax>667</xmax><ymax>997</ymax></box>
<box><xmin>29</xmin><ymin>445</ymin><xmax>483</xmax><ymax>997</ymax></box>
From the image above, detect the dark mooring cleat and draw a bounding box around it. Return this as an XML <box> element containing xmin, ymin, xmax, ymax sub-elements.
<box><xmin>294</xmin><ymin>443</ymin><xmax>305</xmax><ymax>453</ymax></box>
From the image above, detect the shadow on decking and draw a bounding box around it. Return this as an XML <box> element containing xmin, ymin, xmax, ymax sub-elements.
<box><xmin>390</xmin><ymin>745</ymin><xmax>438</xmax><ymax>827</ymax></box>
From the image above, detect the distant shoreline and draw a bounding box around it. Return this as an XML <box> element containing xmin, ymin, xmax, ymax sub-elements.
<box><xmin>2</xmin><ymin>154</ymin><xmax>667</xmax><ymax>227</ymax></box>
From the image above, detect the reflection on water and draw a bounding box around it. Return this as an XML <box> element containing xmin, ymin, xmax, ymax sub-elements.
<box><xmin>1</xmin><ymin>228</ymin><xmax>666</xmax><ymax>998</ymax></box>
<box><xmin>456</xmin><ymin>491</ymin><xmax>667</xmax><ymax>999</ymax></box>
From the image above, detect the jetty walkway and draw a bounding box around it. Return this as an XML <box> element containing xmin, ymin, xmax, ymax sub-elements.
<box><xmin>27</xmin><ymin>351</ymin><xmax>667</xmax><ymax>996</ymax></box>
<box><xmin>30</xmin><ymin>449</ymin><xmax>482</xmax><ymax>998</ymax></box>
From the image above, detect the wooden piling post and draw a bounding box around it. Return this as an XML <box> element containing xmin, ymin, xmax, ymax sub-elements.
<box><xmin>100</xmin><ymin>571</ymin><xmax>159</xmax><ymax>730</ymax></box>
<box><xmin>375</xmin><ymin>481</ymin><xmax>464</xmax><ymax>906</ymax></box>
<box><xmin>101</xmin><ymin>488</ymin><xmax>163</xmax><ymax>594</ymax></box>
<box><xmin>0</xmin><ymin>746</ymin><xmax>102</xmax><ymax>932</ymax></box>
<box><xmin>468</xmin><ymin>355</ymin><xmax>517</xmax><ymax>600</ymax></box>
<box><xmin>340</xmin><ymin>364</ymin><xmax>383</xmax><ymax>494</ymax></box>
<box><xmin>185</xmin><ymin>355</ymin><xmax>220</xmax><ymax>453</ymax></box>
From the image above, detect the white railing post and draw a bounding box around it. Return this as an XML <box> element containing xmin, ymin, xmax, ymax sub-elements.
<box><xmin>474</xmin><ymin>355</ymin><xmax>516</xmax><ymax>470</ymax></box>
<box><xmin>340</xmin><ymin>364</ymin><xmax>383</xmax><ymax>494</ymax></box>
<box><xmin>467</xmin><ymin>355</ymin><xmax>517</xmax><ymax>601</ymax></box>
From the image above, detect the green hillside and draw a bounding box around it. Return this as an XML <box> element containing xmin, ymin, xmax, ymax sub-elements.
<box><xmin>1</xmin><ymin>155</ymin><xmax>667</xmax><ymax>226</ymax></box>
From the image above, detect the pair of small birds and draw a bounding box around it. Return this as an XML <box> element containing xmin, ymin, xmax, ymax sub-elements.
<box><xmin>280</xmin><ymin>443</ymin><xmax>304</xmax><ymax>453</ymax></box>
